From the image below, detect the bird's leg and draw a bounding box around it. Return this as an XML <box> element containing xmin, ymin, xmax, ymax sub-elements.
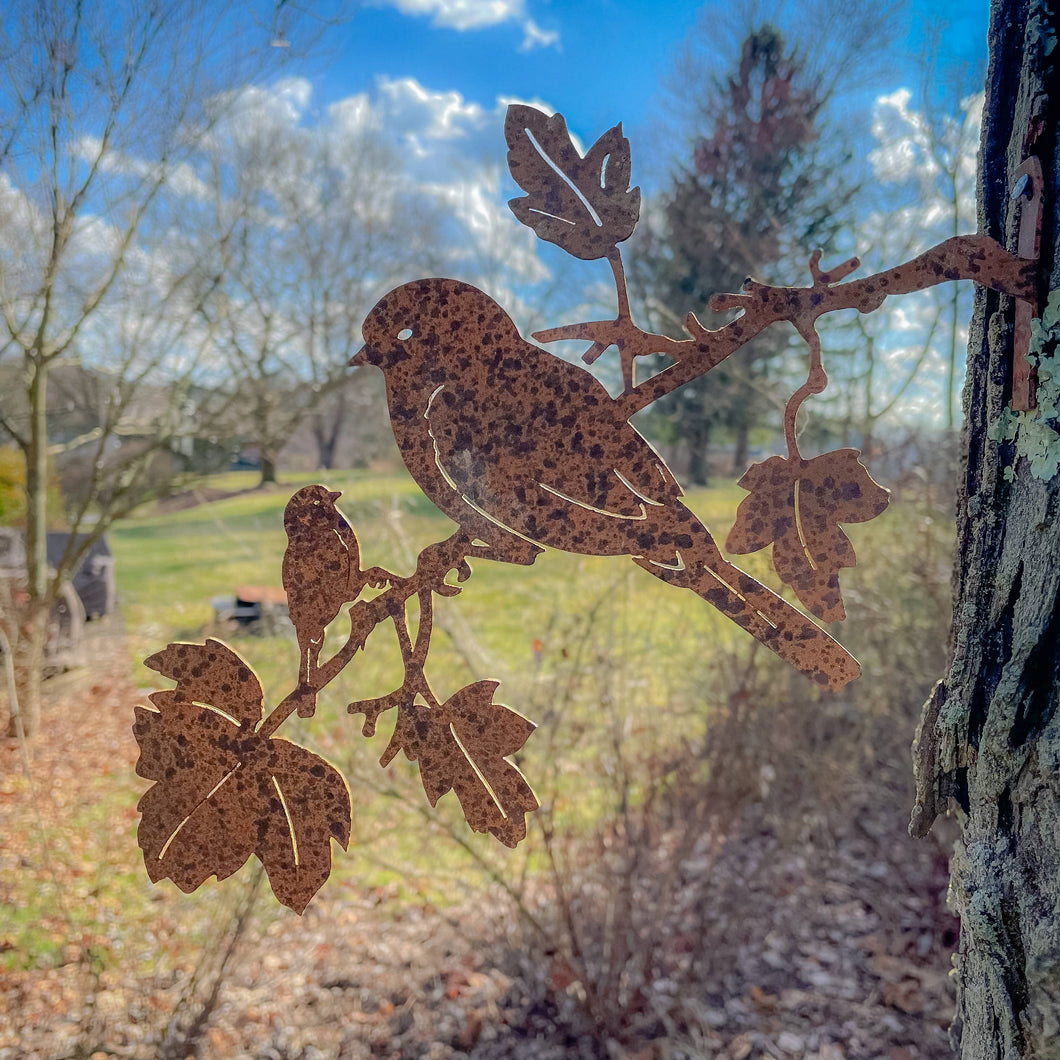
<box><xmin>295</xmin><ymin>642</ymin><xmax>322</xmax><ymax>718</ymax></box>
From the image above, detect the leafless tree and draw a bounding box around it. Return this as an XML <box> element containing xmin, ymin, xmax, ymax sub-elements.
<box><xmin>190</xmin><ymin>90</ymin><xmax>445</xmax><ymax>484</ymax></box>
<box><xmin>0</xmin><ymin>0</ymin><xmax>329</xmax><ymax>736</ymax></box>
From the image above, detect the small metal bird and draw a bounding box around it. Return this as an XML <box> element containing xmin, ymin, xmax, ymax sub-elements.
<box><xmin>282</xmin><ymin>485</ymin><xmax>387</xmax><ymax>712</ymax></box>
<box><xmin>351</xmin><ymin>278</ymin><xmax>859</xmax><ymax>691</ymax></box>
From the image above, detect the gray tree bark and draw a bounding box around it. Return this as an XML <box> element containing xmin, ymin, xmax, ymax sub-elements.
<box><xmin>911</xmin><ymin>1</ymin><xmax>1060</xmax><ymax>1056</ymax></box>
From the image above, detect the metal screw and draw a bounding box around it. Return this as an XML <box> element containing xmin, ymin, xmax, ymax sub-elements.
<box><xmin>1011</xmin><ymin>173</ymin><xmax>1032</xmax><ymax>199</ymax></box>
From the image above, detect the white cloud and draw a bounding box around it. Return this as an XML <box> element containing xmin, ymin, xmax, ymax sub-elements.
<box><xmin>379</xmin><ymin>0</ymin><xmax>558</xmax><ymax>49</ymax></box>
<box><xmin>378</xmin><ymin>77</ymin><xmax>487</xmax><ymax>146</ymax></box>
<box><xmin>340</xmin><ymin>77</ymin><xmax>558</xmax><ymax>293</ymax></box>
<box><xmin>226</xmin><ymin>76</ymin><xmax>313</xmax><ymax>127</ymax></box>
<box><xmin>842</xmin><ymin>88</ymin><xmax>984</xmax><ymax>426</ymax></box>
<box><xmin>2</xmin><ymin>73</ymin><xmax>595</xmax><ymax>376</ymax></box>
<box><xmin>75</xmin><ymin>136</ymin><xmax>214</xmax><ymax>202</ymax></box>
<box><xmin>868</xmin><ymin>87</ymin><xmax>981</xmax><ymax>231</ymax></box>
<box><xmin>327</xmin><ymin>92</ymin><xmax>376</xmax><ymax>137</ymax></box>
<box><xmin>518</xmin><ymin>17</ymin><xmax>559</xmax><ymax>51</ymax></box>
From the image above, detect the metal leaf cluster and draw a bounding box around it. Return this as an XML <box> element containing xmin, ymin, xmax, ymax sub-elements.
<box><xmin>136</xmin><ymin>641</ymin><xmax>350</xmax><ymax>914</ymax></box>
<box><xmin>726</xmin><ymin>451</ymin><xmax>890</xmax><ymax>622</ymax></box>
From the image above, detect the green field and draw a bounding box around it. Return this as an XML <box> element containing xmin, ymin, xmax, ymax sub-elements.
<box><xmin>112</xmin><ymin>467</ymin><xmax>768</xmax><ymax>704</ymax></box>
<box><xmin>107</xmin><ymin>466</ymin><xmax>948</xmax><ymax>896</ymax></box>
<box><xmin>3</xmin><ymin>464</ymin><xmax>951</xmax><ymax>976</ymax></box>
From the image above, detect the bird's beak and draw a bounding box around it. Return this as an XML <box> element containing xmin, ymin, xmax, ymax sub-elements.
<box><xmin>327</xmin><ymin>490</ymin><xmax>341</xmax><ymax>502</ymax></box>
<box><xmin>349</xmin><ymin>344</ymin><xmax>371</xmax><ymax>367</ymax></box>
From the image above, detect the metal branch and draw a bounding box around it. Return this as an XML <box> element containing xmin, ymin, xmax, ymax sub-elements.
<box><xmin>260</xmin><ymin>531</ymin><xmax>478</xmax><ymax>739</ymax></box>
<box><xmin>535</xmin><ymin>235</ymin><xmax>1034</xmax><ymax>420</ymax></box>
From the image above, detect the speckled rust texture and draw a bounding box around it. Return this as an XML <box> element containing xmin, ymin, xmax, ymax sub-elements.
<box><xmin>352</xmin><ymin>277</ymin><xmax>861</xmax><ymax>691</ymax></box>
<box><xmin>135</xmin><ymin>640</ymin><xmax>351</xmax><ymax>914</ymax></box>
<box><xmin>135</xmin><ymin>101</ymin><xmax>1046</xmax><ymax>915</ymax></box>
<box><xmin>726</xmin><ymin>450</ymin><xmax>891</xmax><ymax>623</ymax></box>
<box><xmin>611</xmin><ymin>234</ymin><xmax>1038</xmax><ymax>418</ymax></box>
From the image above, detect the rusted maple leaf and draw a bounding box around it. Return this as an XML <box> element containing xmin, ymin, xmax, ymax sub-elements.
<box><xmin>725</xmin><ymin>449</ymin><xmax>890</xmax><ymax>623</ymax></box>
<box><xmin>506</xmin><ymin>104</ymin><xmax>640</xmax><ymax>260</ymax></box>
<box><xmin>135</xmin><ymin>640</ymin><xmax>351</xmax><ymax>914</ymax></box>
<box><xmin>380</xmin><ymin>680</ymin><xmax>538</xmax><ymax>847</ymax></box>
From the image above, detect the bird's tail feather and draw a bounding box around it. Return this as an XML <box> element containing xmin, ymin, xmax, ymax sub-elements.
<box><xmin>634</xmin><ymin>553</ymin><xmax>860</xmax><ymax>692</ymax></box>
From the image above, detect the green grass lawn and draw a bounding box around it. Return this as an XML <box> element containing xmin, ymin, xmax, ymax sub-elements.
<box><xmin>112</xmin><ymin>466</ymin><xmax>756</xmax><ymax>685</ymax></box>
<box><xmin>103</xmin><ymin>464</ymin><xmax>950</xmax><ymax>908</ymax></box>
<box><xmin>106</xmin><ymin>469</ymin><xmax>774</xmax><ymax>884</ymax></box>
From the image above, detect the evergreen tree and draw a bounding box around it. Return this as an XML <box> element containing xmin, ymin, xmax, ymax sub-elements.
<box><xmin>636</xmin><ymin>26</ymin><xmax>856</xmax><ymax>482</ymax></box>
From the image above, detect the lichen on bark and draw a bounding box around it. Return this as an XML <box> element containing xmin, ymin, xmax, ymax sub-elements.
<box><xmin>991</xmin><ymin>288</ymin><xmax>1060</xmax><ymax>481</ymax></box>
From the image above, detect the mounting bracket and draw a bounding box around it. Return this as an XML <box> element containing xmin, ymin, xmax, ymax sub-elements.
<box><xmin>1012</xmin><ymin>155</ymin><xmax>1043</xmax><ymax>411</ymax></box>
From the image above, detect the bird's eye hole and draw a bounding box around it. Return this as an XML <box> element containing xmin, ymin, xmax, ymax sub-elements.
<box><xmin>397</xmin><ymin>327</ymin><xmax>413</xmax><ymax>341</ymax></box>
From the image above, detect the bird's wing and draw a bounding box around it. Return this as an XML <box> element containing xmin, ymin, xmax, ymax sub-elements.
<box><xmin>425</xmin><ymin>353</ymin><xmax>682</xmax><ymax>529</ymax></box>
<box><xmin>520</xmin><ymin>354</ymin><xmax>683</xmax><ymax>514</ymax></box>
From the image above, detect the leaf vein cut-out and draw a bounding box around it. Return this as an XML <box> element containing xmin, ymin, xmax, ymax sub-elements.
<box><xmin>448</xmin><ymin>724</ymin><xmax>509</xmax><ymax>822</ymax></box>
<box><xmin>271</xmin><ymin>776</ymin><xmax>300</xmax><ymax>868</ymax></box>
<box><xmin>522</xmin><ymin>128</ymin><xmax>604</xmax><ymax>226</ymax></box>
<box><xmin>195</xmin><ymin>702</ymin><xmax>242</xmax><ymax>726</ymax></box>
<box><xmin>158</xmin><ymin>816</ymin><xmax>191</xmax><ymax>862</ymax></box>
<box><xmin>793</xmin><ymin>477</ymin><xmax>818</xmax><ymax>572</ymax></box>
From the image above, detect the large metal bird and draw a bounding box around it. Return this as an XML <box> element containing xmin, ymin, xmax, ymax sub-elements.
<box><xmin>351</xmin><ymin>279</ymin><xmax>858</xmax><ymax>691</ymax></box>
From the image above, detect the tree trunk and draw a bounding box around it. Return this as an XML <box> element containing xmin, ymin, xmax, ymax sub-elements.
<box><xmin>314</xmin><ymin>423</ymin><xmax>339</xmax><ymax>471</ymax></box>
<box><xmin>259</xmin><ymin>451</ymin><xmax>278</xmax><ymax>486</ymax></box>
<box><xmin>312</xmin><ymin>390</ymin><xmax>348</xmax><ymax>471</ymax></box>
<box><xmin>6</xmin><ymin>602</ymin><xmax>46</xmax><ymax>738</ymax></box>
<box><xmin>732</xmin><ymin>419</ymin><xmax>750</xmax><ymax>476</ymax></box>
<box><xmin>15</xmin><ymin>356</ymin><xmax>50</xmax><ymax>736</ymax></box>
<box><xmin>911</xmin><ymin>2</ymin><xmax>1060</xmax><ymax>1056</ymax></box>
<box><xmin>686</xmin><ymin>419</ymin><xmax>711</xmax><ymax>486</ymax></box>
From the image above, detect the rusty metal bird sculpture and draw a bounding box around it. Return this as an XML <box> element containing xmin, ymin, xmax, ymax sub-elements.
<box><xmin>135</xmin><ymin>102</ymin><xmax>1043</xmax><ymax>913</ymax></box>
<box><xmin>282</xmin><ymin>485</ymin><xmax>387</xmax><ymax>714</ymax></box>
<box><xmin>351</xmin><ymin>278</ymin><xmax>859</xmax><ymax>691</ymax></box>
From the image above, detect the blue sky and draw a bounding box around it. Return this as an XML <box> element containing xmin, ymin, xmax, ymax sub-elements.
<box><xmin>300</xmin><ymin>0</ymin><xmax>990</xmax><ymax>148</ymax></box>
<box><xmin>214</xmin><ymin>0</ymin><xmax>986</xmax><ymax>420</ymax></box>
<box><xmin>5</xmin><ymin>0</ymin><xmax>987</xmax><ymax>423</ymax></box>
<box><xmin>266</xmin><ymin>0</ymin><xmax>992</xmax><ymax>286</ymax></box>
